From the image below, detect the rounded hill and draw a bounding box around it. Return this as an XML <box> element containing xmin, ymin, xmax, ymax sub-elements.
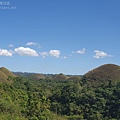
<box><xmin>53</xmin><ymin>73</ymin><xmax>68</xmax><ymax>81</ymax></box>
<box><xmin>83</xmin><ymin>64</ymin><xmax>120</xmax><ymax>85</ymax></box>
<box><xmin>0</xmin><ymin>67</ymin><xmax>16</xmax><ymax>83</ymax></box>
<box><xmin>30</xmin><ymin>73</ymin><xmax>45</xmax><ymax>80</ymax></box>
<box><xmin>0</xmin><ymin>67</ymin><xmax>16</xmax><ymax>77</ymax></box>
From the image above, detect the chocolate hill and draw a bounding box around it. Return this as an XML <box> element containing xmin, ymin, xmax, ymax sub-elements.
<box><xmin>53</xmin><ymin>73</ymin><xmax>68</xmax><ymax>81</ymax></box>
<box><xmin>83</xmin><ymin>64</ymin><xmax>120</xmax><ymax>86</ymax></box>
<box><xmin>0</xmin><ymin>67</ymin><xmax>16</xmax><ymax>83</ymax></box>
<box><xmin>30</xmin><ymin>73</ymin><xmax>45</xmax><ymax>80</ymax></box>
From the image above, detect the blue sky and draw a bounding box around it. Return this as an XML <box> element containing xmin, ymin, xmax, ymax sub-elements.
<box><xmin>0</xmin><ymin>0</ymin><xmax>120</xmax><ymax>75</ymax></box>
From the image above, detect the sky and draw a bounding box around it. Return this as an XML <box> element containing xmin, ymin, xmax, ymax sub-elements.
<box><xmin>0</xmin><ymin>0</ymin><xmax>120</xmax><ymax>75</ymax></box>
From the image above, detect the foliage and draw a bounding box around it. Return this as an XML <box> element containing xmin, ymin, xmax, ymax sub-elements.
<box><xmin>0</xmin><ymin>71</ymin><xmax>120</xmax><ymax>119</ymax></box>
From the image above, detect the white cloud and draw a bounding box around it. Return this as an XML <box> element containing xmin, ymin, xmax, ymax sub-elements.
<box><xmin>14</xmin><ymin>47</ymin><xmax>39</xmax><ymax>56</ymax></box>
<box><xmin>39</xmin><ymin>50</ymin><xmax>61</xmax><ymax>58</ymax></box>
<box><xmin>8</xmin><ymin>44</ymin><xmax>14</xmax><ymax>47</ymax></box>
<box><xmin>49</xmin><ymin>50</ymin><xmax>60</xmax><ymax>58</ymax></box>
<box><xmin>72</xmin><ymin>48</ymin><xmax>86</xmax><ymax>54</ymax></box>
<box><xmin>93</xmin><ymin>50</ymin><xmax>112</xmax><ymax>59</ymax></box>
<box><xmin>26</xmin><ymin>42</ymin><xmax>38</xmax><ymax>46</ymax></box>
<box><xmin>26</xmin><ymin>42</ymin><xmax>42</xmax><ymax>48</ymax></box>
<box><xmin>0</xmin><ymin>49</ymin><xmax>13</xmax><ymax>57</ymax></box>
<box><xmin>39</xmin><ymin>52</ymin><xmax>48</xmax><ymax>58</ymax></box>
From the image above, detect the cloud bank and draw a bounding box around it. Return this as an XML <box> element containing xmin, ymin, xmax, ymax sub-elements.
<box><xmin>0</xmin><ymin>42</ymin><xmax>113</xmax><ymax>60</ymax></box>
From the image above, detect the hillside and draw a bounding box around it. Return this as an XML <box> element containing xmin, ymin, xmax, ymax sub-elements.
<box><xmin>0</xmin><ymin>70</ymin><xmax>8</xmax><ymax>82</ymax></box>
<box><xmin>0</xmin><ymin>65</ymin><xmax>120</xmax><ymax>119</ymax></box>
<box><xmin>0</xmin><ymin>67</ymin><xmax>16</xmax><ymax>77</ymax></box>
<box><xmin>29</xmin><ymin>73</ymin><xmax>45</xmax><ymax>80</ymax></box>
<box><xmin>67</xmin><ymin>75</ymin><xmax>81</xmax><ymax>81</ymax></box>
<box><xmin>0</xmin><ymin>67</ymin><xmax>16</xmax><ymax>83</ymax></box>
<box><xmin>53</xmin><ymin>73</ymin><xmax>68</xmax><ymax>81</ymax></box>
<box><xmin>83</xmin><ymin>64</ymin><xmax>120</xmax><ymax>86</ymax></box>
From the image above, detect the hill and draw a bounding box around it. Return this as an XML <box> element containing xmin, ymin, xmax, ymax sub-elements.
<box><xmin>67</xmin><ymin>75</ymin><xmax>81</xmax><ymax>81</ymax></box>
<box><xmin>0</xmin><ymin>67</ymin><xmax>16</xmax><ymax>83</ymax></box>
<box><xmin>29</xmin><ymin>73</ymin><xmax>45</xmax><ymax>80</ymax></box>
<box><xmin>0</xmin><ymin>70</ymin><xmax>8</xmax><ymax>82</ymax></box>
<box><xmin>53</xmin><ymin>73</ymin><xmax>68</xmax><ymax>81</ymax></box>
<box><xmin>83</xmin><ymin>64</ymin><xmax>120</xmax><ymax>86</ymax></box>
<box><xmin>0</xmin><ymin>67</ymin><xmax>16</xmax><ymax>77</ymax></box>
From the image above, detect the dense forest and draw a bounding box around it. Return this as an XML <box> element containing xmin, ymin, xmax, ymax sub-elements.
<box><xmin>0</xmin><ymin>64</ymin><xmax>120</xmax><ymax>120</ymax></box>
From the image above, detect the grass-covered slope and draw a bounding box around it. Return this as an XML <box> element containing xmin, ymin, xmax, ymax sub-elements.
<box><xmin>0</xmin><ymin>67</ymin><xmax>16</xmax><ymax>83</ymax></box>
<box><xmin>53</xmin><ymin>73</ymin><xmax>68</xmax><ymax>81</ymax></box>
<box><xmin>83</xmin><ymin>64</ymin><xmax>120</xmax><ymax>86</ymax></box>
<box><xmin>0</xmin><ymin>67</ymin><xmax>16</xmax><ymax>77</ymax></box>
<box><xmin>29</xmin><ymin>73</ymin><xmax>45</xmax><ymax>80</ymax></box>
<box><xmin>0</xmin><ymin>70</ymin><xmax>8</xmax><ymax>83</ymax></box>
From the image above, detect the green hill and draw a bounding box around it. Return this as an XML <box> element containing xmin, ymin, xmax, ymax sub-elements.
<box><xmin>83</xmin><ymin>64</ymin><xmax>120</xmax><ymax>86</ymax></box>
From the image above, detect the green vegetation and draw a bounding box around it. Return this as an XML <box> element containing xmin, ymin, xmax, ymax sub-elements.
<box><xmin>0</xmin><ymin>64</ymin><xmax>120</xmax><ymax>119</ymax></box>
